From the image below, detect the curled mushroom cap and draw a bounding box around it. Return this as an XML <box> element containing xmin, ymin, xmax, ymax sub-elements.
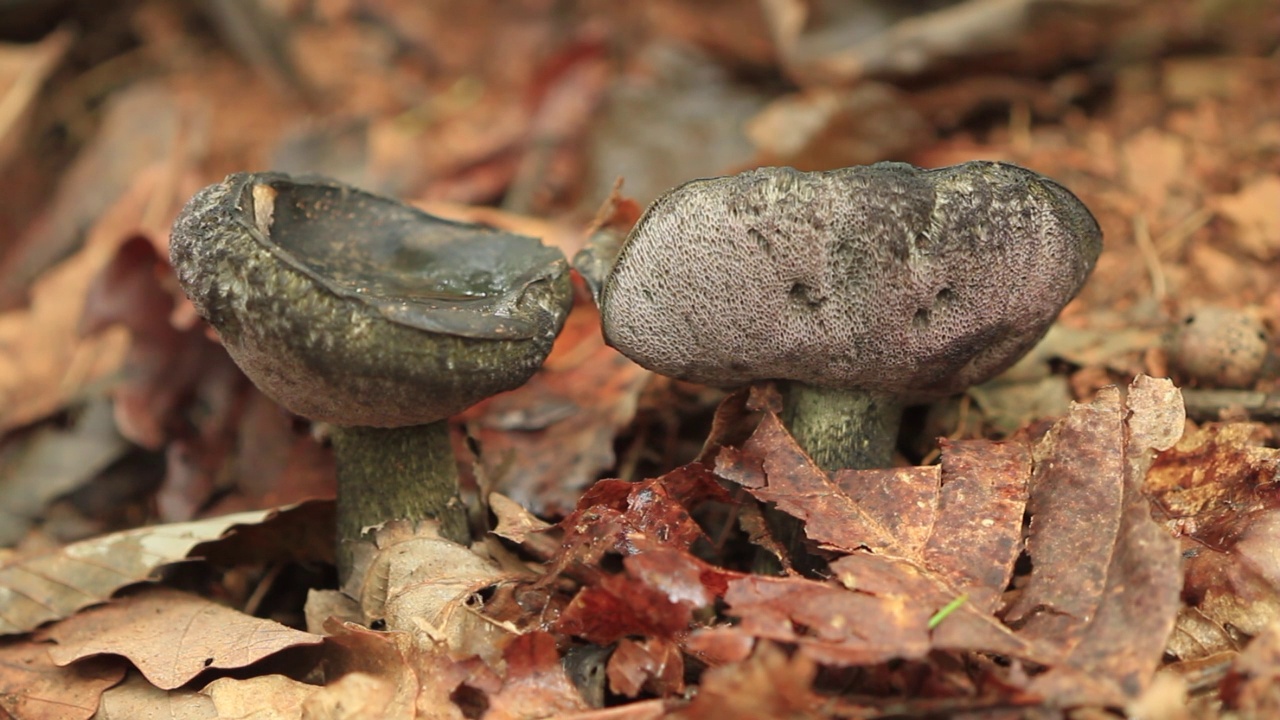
<box><xmin>170</xmin><ymin>172</ymin><xmax>573</xmax><ymax>427</ymax></box>
<box><xmin>599</xmin><ymin>161</ymin><xmax>1101</xmax><ymax>399</ymax></box>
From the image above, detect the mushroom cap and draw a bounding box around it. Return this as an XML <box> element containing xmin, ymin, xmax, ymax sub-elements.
<box><xmin>598</xmin><ymin>161</ymin><xmax>1102</xmax><ymax>400</ymax></box>
<box><xmin>170</xmin><ymin>172</ymin><xmax>573</xmax><ymax>427</ymax></box>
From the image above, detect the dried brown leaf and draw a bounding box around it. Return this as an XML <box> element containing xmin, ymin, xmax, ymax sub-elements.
<box><xmin>0</xmin><ymin>30</ymin><xmax>72</xmax><ymax>169</ymax></box>
<box><xmin>0</xmin><ymin>505</ymin><xmax>304</xmax><ymax>635</ymax></box>
<box><xmin>344</xmin><ymin>520</ymin><xmax>520</xmax><ymax>666</ymax></box>
<box><xmin>0</xmin><ymin>639</ymin><xmax>124</xmax><ymax>720</ymax></box>
<box><xmin>201</xmin><ymin>675</ymin><xmax>317</xmax><ymax>719</ymax></box>
<box><xmin>1213</xmin><ymin>174</ymin><xmax>1280</xmax><ymax>260</ymax></box>
<box><xmin>94</xmin><ymin>672</ymin><xmax>216</xmax><ymax>720</ymax></box>
<box><xmin>41</xmin><ymin>587</ymin><xmax>322</xmax><ymax>690</ymax></box>
<box><xmin>921</xmin><ymin>439</ymin><xmax>1030</xmax><ymax>613</ymax></box>
<box><xmin>320</xmin><ymin>619</ymin><xmax>469</xmax><ymax>720</ymax></box>
<box><xmin>1008</xmin><ymin>376</ymin><xmax>1184</xmax><ymax>705</ymax></box>
<box><xmin>745</xmin><ymin>84</ymin><xmax>930</xmax><ymax>170</ymax></box>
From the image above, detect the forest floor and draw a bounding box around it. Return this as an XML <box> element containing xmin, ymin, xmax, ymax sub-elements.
<box><xmin>1</xmin><ymin>1</ymin><xmax>1280</xmax><ymax>718</ymax></box>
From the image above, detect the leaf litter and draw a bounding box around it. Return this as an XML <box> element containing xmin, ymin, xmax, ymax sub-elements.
<box><xmin>1</xmin><ymin>1</ymin><xmax>1280</xmax><ymax>717</ymax></box>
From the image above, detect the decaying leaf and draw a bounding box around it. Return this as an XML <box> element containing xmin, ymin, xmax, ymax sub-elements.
<box><xmin>1146</xmin><ymin>421</ymin><xmax>1280</xmax><ymax>644</ymax></box>
<box><xmin>0</xmin><ymin>504</ymin><xmax>314</xmax><ymax>635</ymax></box>
<box><xmin>607</xmin><ymin>637</ymin><xmax>683</xmax><ymax>699</ymax></box>
<box><xmin>40</xmin><ymin>586</ymin><xmax>322</xmax><ymax>690</ymax></box>
<box><xmin>1008</xmin><ymin>375</ymin><xmax>1185</xmax><ymax>705</ymax></box>
<box><xmin>716</xmin><ymin>413</ymin><xmax>902</xmax><ymax>555</ymax></box>
<box><xmin>482</xmin><ymin>632</ymin><xmax>591</xmax><ymax>720</ymax></box>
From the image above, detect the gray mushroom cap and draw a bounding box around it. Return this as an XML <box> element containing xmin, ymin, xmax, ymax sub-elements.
<box><xmin>596</xmin><ymin>161</ymin><xmax>1102</xmax><ymax>400</ymax></box>
<box><xmin>170</xmin><ymin>172</ymin><xmax>573</xmax><ymax>428</ymax></box>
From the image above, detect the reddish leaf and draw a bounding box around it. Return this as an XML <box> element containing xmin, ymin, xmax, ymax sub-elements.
<box><xmin>484</xmin><ymin>632</ymin><xmax>590</xmax><ymax>720</ymax></box>
<box><xmin>920</xmin><ymin>439</ymin><xmax>1031</xmax><ymax>613</ymax></box>
<box><xmin>1006</xmin><ymin>376</ymin><xmax>1184</xmax><ymax>705</ymax></box>
<box><xmin>557</xmin><ymin>549</ymin><xmax>737</xmax><ymax>645</ymax></box>
<box><xmin>834</xmin><ymin>465</ymin><xmax>941</xmax><ymax>556</ymax></box>
<box><xmin>715</xmin><ymin>413</ymin><xmax>903</xmax><ymax>555</ymax></box>
<box><xmin>608</xmin><ymin>637</ymin><xmax>684</xmax><ymax>698</ymax></box>
<box><xmin>554</xmin><ymin>464</ymin><xmax>732</xmax><ymax>571</ymax></box>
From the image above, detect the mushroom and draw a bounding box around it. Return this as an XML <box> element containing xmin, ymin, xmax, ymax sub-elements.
<box><xmin>580</xmin><ymin>161</ymin><xmax>1102</xmax><ymax>472</ymax></box>
<box><xmin>170</xmin><ymin>172</ymin><xmax>573</xmax><ymax>577</ymax></box>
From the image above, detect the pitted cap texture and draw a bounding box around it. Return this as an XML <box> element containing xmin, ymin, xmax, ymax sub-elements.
<box><xmin>599</xmin><ymin>161</ymin><xmax>1101</xmax><ymax>399</ymax></box>
<box><xmin>170</xmin><ymin>172</ymin><xmax>573</xmax><ymax>428</ymax></box>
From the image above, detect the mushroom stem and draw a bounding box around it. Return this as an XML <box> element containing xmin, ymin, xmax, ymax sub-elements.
<box><xmin>781</xmin><ymin>383</ymin><xmax>904</xmax><ymax>472</ymax></box>
<box><xmin>331</xmin><ymin>421</ymin><xmax>470</xmax><ymax>577</ymax></box>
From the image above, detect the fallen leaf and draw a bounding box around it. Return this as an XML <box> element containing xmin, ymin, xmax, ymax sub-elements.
<box><xmin>0</xmin><ymin>505</ymin><xmax>306</xmax><ymax>635</ymax></box>
<box><xmin>715</xmin><ymin>413</ymin><xmax>902</xmax><ymax>555</ymax></box>
<box><xmin>344</xmin><ymin>520</ymin><xmax>520</xmax><ymax>666</ymax></box>
<box><xmin>94</xmin><ymin>671</ymin><xmax>216</xmax><ymax>719</ymax></box>
<box><xmin>0</xmin><ymin>76</ymin><xmax>192</xmax><ymax>310</ymax></box>
<box><xmin>489</xmin><ymin>492</ymin><xmax>558</xmax><ymax>560</ymax></box>
<box><xmin>919</xmin><ymin>439</ymin><xmax>1030</xmax><ymax>613</ymax></box>
<box><xmin>556</xmin><ymin>549</ymin><xmax>734</xmax><ymax>645</ymax></box>
<box><xmin>320</xmin><ymin>619</ymin><xmax>468</xmax><ymax>720</ymax></box>
<box><xmin>0</xmin><ymin>30</ymin><xmax>72</xmax><ymax>169</ymax></box>
<box><xmin>745</xmin><ymin>84</ymin><xmax>930</xmax><ymax>170</ymax></box>
<box><xmin>201</xmin><ymin>674</ymin><xmax>318</xmax><ymax>719</ymax></box>
<box><xmin>1007</xmin><ymin>375</ymin><xmax>1185</xmax><ymax>705</ymax></box>
<box><xmin>41</xmin><ymin>586</ymin><xmax>322</xmax><ymax>690</ymax></box>
<box><xmin>1121</xmin><ymin>127</ymin><xmax>1188</xmax><ymax>221</ymax></box>
<box><xmin>95</xmin><ymin>672</ymin><xmax>318</xmax><ymax>720</ymax></box>
<box><xmin>607</xmin><ymin>637</ymin><xmax>684</xmax><ymax>698</ymax></box>
<box><xmin>0</xmin><ymin>639</ymin><xmax>124</xmax><ymax>720</ymax></box>
<box><xmin>483</xmin><ymin>632</ymin><xmax>590</xmax><ymax>720</ymax></box>
<box><xmin>301</xmin><ymin>671</ymin><xmax>397</xmax><ymax>720</ymax></box>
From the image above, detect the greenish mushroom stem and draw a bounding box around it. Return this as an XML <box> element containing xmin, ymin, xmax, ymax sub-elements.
<box><xmin>758</xmin><ymin>383</ymin><xmax>903</xmax><ymax>574</ymax></box>
<box><xmin>330</xmin><ymin>421</ymin><xmax>470</xmax><ymax>578</ymax></box>
<box><xmin>781</xmin><ymin>383</ymin><xmax>904</xmax><ymax>472</ymax></box>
